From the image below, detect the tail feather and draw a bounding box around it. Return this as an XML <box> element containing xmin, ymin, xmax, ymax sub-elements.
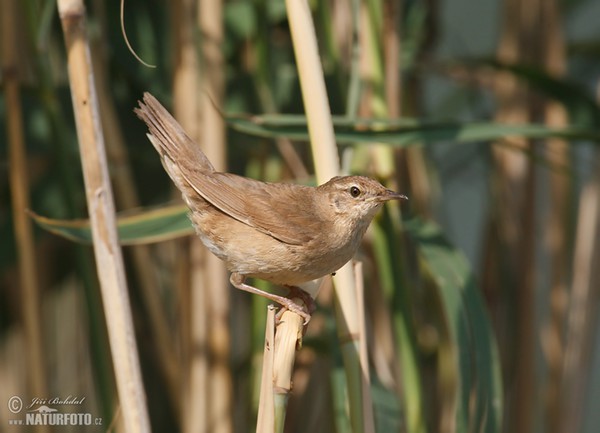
<box><xmin>134</xmin><ymin>92</ymin><xmax>215</xmax><ymax>175</ymax></box>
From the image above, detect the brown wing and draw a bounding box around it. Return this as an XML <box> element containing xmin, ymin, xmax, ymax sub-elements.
<box><xmin>181</xmin><ymin>171</ymin><xmax>322</xmax><ymax>245</ymax></box>
<box><xmin>136</xmin><ymin>92</ymin><xmax>321</xmax><ymax>245</ymax></box>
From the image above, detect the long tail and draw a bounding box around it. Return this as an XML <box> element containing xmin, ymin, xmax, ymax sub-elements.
<box><xmin>134</xmin><ymin>93</ymin><xmax>215</xmax><ymax>186</ymax></box>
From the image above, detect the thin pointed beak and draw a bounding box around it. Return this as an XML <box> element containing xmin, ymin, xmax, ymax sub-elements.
<box><xmin>377</xmin><ymin>189</ymin><xmax>408</xmax><ymax>202</ymax></box>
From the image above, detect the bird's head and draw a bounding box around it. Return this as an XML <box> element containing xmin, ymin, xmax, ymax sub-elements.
<box><xmin>318</xmin><ymin>175</ymin><xmax>407</xmax><ymax>223</ymax></box>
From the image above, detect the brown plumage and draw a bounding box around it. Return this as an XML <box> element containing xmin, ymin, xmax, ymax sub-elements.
<box><xmin>135</xmin><ymin>92</ymin><xmax>406</xmax><ymax>322</ymax></box>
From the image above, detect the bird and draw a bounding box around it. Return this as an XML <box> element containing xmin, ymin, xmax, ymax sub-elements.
<box><xmin>135</xmin><ymin>92</ymin><xmax>407</xmax><ymax>323</ymax></box>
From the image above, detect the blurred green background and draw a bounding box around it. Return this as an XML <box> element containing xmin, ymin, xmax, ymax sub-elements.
<box><xmin>1</xmin><ymin>0</ymin><xmax>600</xmax><ymax>432</ymax></box>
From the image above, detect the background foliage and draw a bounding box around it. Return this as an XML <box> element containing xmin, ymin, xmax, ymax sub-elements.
<box><xmin>1</xmin><ymin>0</ymin><xmax>600</xmax><ymax>432</ymax></box>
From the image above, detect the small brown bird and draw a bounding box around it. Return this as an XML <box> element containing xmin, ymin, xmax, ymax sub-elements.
<box><xmin>135</xmin><ymin>93</ymin><xmax>406</xmax><ymax>322</ymax></box>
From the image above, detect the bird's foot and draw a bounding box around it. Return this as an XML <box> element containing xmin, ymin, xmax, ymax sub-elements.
<box><xmin>274</xmin><ymin>297</ymin><xmax>313</xmax><ymax>326</ymax></box>
<box><xmin>230</xmin><ymin>273</ymin><xmax>314</xmax><ymax>325</ymax></box>
<box><xmin>274</xmin><ymin>285</ymin><xmax>316</xmax><ymax>329</ymax></box>
<box><xmin>285</xmin><ymin>285</ymin><xmax>316</xmax><ymax>315</ymax></box>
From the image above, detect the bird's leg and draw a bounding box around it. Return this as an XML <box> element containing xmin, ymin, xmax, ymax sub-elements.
<box><xmin>230</xmin><ymin>273</ymin><xmax>312</xmax><ymax>324</ymax></box>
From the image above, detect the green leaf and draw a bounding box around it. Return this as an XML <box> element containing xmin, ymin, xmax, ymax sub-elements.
<box><xmin>30</xmin><ymin>204</ymin><xmax>194</xmax><ymax>245</ymax></box>
<box><xmin>371</xmin><ymin>379</ymin><xmax>403</xmax><ymax>433</ymax></box>
<box><xmin>226</xmin><ymin>114</ymin><xmax>600</xmax><ymax>145</ymax></box>
<box><xmin>405</xmin><ymin>217</ymin><xmax>503</xmax><ymax>433</ymax></box>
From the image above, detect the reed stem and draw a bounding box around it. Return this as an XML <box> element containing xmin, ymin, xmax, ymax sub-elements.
<box><xmin>284</xmin><ymin>0</ymin><xmax>372</xmax><ymax>431</ymax></box>
<box><xmin>57</xmin><ymin>1</ymin><xmax>151</xmax><ymax>431</ymax></box>
<box><xmin>3</xmin><ymin>4</ymin><xmax>49</xmax><ymax>432</ymax></box>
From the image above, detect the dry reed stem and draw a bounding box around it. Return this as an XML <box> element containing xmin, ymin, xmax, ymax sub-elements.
<box><xmin>198</xmin><ymin>1</ymin><xmax>234</xmax><ymax>431</ymax></box>
<box><xmin>354</xmin><ymin>263</ymin><xmax>375</xmax><ymax>433</ymax></box>
<box><xmin>3</xmin><ymin>2</ymin><xmax>50</xmax><ymax>431</ymax></box>
<box><xmin>273</xmin><ymin>308</ymin><xmax>305</xmax><ymax>432</ymax></box>
<box><xmin>172</xmin><ymin>0</ymin><xmax>233</xmax><ymax>430</ymax></box>
<box><xmin>284</xmin><ymin>0</ymin><xmax>371</xmax><ymax>431</ymax></box>
<box><xmin>183</xmin><ymin>238</ymin><xmax>209</xmax><ymax>432</ymax></box>
<box><xmin>560</xmin><ymin>156</ymin><xmax>600</xmax><ymax>433</ymax></box>
<box><xmin>356</xmin><ymin>0</ymin><xmax>394</xmax><ymax>178</ymax></box>
<box><xmin>256</xmin><ymin>306</ymin><xmax>276</xmax><ymax>433</ymax></box>
<box><xmin>89</xmin><ymin>26</ymin><xmax>181</xmax><ymax>411</ymax></box>
<box><xmin>284</xmin><ymin>0</ymin><xmax>339</xmax><ymax>180</ymax></box>
<box><xmin>256</xmin><ymin>303</ymin><xmax>314</xmax><ymax>433</ymax></box>
<box><xmin>170</xmin><ymin>2</ymin><xmax>210</xmax><ymax>431</ymax></box>
<box><xmin>57</xmin><ymin>1</ymin><xmax>150</xmax><ymax>432</ymax></box>
<box><xmin>539</xmin><ymin>1</ymin><xmax>570</xmax><ymax>430</ymax></box>
<box><xmin>383</xmin><ymin>0</ymin><xmax>401</xmax><ymax>118</ymax></box>
<box><xmin>490</xmin><ymin>1</ymin><xmax>541</xmax><ymax>433</ymax></box>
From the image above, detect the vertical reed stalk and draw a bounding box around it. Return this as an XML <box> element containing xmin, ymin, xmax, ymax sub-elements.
<box><xmin>172</xmin><ymin>0</ymin><xmax>232</xmax><ymax>430</ymax></box>
<box><xmin>346</xmin><ymin>0</ymin><xmax>362</xmax><ymax>118</ymax></box>
<box><xmin>256</xmin><ymin>306</ymin><xmax>276</xmax><ymax>433</ymax></box>
<box><xmin>400</xmin><ymin>0</ymin><xmax>436</xmax><ymax>217</ymax></box>
<box><xmin>284</xmin><ymin>0</ymin><xmax>373</xmax><ymax>431</ymax></box>
<box><xmin>2</xmin><ymin>3</ymin><xmax>49</xmax><ymax>432</ymax></box>
<box><xmin>252</xmin><ymin>0</ymin><xmax>309</xmax><ymax>179</ymax></box>
<box><xmin>57</xmin><ymin>1</ymin><xmax>150</xmax><ymax>432</ymax></box>
<box><xmin>383</xmin><ymin>0</ymin><xmax>401</xmax><ymax>118</ymax></box>
<box><xmin>170</xmin><ymin>1</ymin><xmax>209</xmax><ymax>431</ymax></box>
<box><xmin>198</xmin><ymin>0</ymin><xmax>233</xmax><ymax>431</ymax></box>
<box><xmin>21</xmin><ymin>1</ymin><xmax>115</xmax><ymax>420</ymax></box>
<box><xmin>489</xmin><ymin>2</ymin><xmax>541</xmax><ymax>432</ymax></box>
<box><xmin>284</xmin><ymin>0</ymin><xmax>340</xmax><ymax>179</ymax></box>
<box><xmin>185</xmin><ymin>238</ymin><xmax>210</xmax><ymax>432</ymax></box>
<box><xmin>539</xmin><ymin>1</ymin><xmax>570</xmax><ymax>431</ymax></box>
<box><xmin>354</xmin><ymin>263</ymin><xmax>375</xmax><ymax>433</ymax></box>
<box><xmin>272</xmin><ymin>310</ymin><xmax>305</xmax><ymax>432</ymax></box>
<box><xmin>90</xmin><ymin>2</ymin><xmax>181</xmax><ymax>412</ymax></box>
<box><xmin>560</xmin><ymin>156</ymin><xmax>600</xmax><ymax>433</ymax></box>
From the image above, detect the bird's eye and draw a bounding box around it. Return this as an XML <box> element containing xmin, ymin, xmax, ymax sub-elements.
<box><xmin>349</xmin><ymin>186</ymin><xmax>361</xmax><ymax>197</ymax></box>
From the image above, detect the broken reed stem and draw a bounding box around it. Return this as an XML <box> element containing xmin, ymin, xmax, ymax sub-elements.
<box><xmin>57</xmin><ymin>1</ymin><xmax>150</xmax><ymax>432</ymax></box>
<box><xmin>3</xmin><ymin>1</ymin><xmax>50</xmax><ymax>428</ymax></box>
<box><xmin>285</xmin><ymin>0</ymin><xmax>370</xmax><ymax>431</ymax></box>
<box><xmin>256</xmin><ymin>306</ymin><xmax>276</xmax><ymax>433</ymax></box>
<box><xmin>273</xmin><ymin>308</ymin><xmax>305</xmax><ymax>432</ymax></box>
<box><xmin>255</xmin><ymin>304</ymin><xmax>304</xmax><ymax>433</ymax></box>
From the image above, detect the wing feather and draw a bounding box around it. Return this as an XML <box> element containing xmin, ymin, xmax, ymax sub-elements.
<box><xmin>136</xmin><ymin>92</ymin><xmax>321</xmax><ymax>245</ymax></box>
<box><xmin>181</xmin><ymin>172</ymin><xmax>322</xmax><ymax>245</ymax></box>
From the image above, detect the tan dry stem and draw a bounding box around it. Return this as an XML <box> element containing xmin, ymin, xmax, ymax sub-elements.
<box><xmin>272</xmin><ymin>309</ymin><xmax>305</xmax><ymax>431</ymax></box>
<box><xmin>539</xmin><ymin>2</ymin><xmax>570</xmax><ymax>432</ymax></box>
<box><xmin>256</xmin><ymin>306</ymin><xmax>276</xmax><ymax>433</ymax></box>
<box><xmin>354</xmin><ymin>263</ymin><xmax>375</xmax><ymax>433</ymax></box>
<box><xmin>171</xmin><ymin>0</ymin><xmax>232</xmax><ymax>431</ymax></box>
<box><xmin>273</xmin><ymin>310</ymin><xmax>305</xmax><ymax>391</ymax></box>
<box><xmin>198</xmin><ymin>2</ymin><xmax>233</xmax><ymax>432</ymax></box>
<box><xmin>170</xmin><ymin>2</ymin><xmax>210</xmax><ymax>431</ymax></box>
<box><xmin>560</xmin><ymin>157</ymin><xmax>600</xmax><ymax>433</ymax></box>
<box><xmin>489</xmin><ymin>1</ymin><xmax>541</xmax><ymax>433</ymax></box>
<box><xmin>284</xmin><ymin>0</ymin><xmax>370</xmax><ymax>431</ymax></box>
<box><xmin>3</xmin><ymin>3</ymin><xmax>49</xmax><ymax>432</ymax></box>
<box><xmin>89</xmin><ymin>13</ymin><xmax>181</xmax><ymax>412</ymax></box>
<box><xmin>57</xmin><ymin>1</ymin><xmax>150</xmax><ymax>432</ymax></box>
